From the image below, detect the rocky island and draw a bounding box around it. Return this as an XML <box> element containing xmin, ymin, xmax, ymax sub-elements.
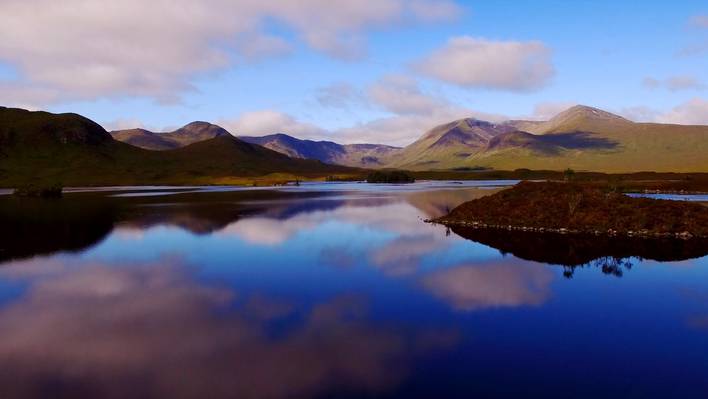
<box><xmin>433</xmin><ymin>181</ymin><xmax>708</xmax><ymax>239</ymax></box>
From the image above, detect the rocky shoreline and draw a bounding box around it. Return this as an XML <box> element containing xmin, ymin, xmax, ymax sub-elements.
<box><xmin>427</xmin><ymin>219</ymin><xmax>701</xmax><ymax>240</ymax></box>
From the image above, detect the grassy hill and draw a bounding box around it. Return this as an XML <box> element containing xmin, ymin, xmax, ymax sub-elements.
<box><xmin>0</xmin><ymin>107</ymin><xmax>357</xmax><ymax>187</ymax></box>
<box><xmin>476</xmin><ymin>106</ymin><xmax>708</xmax><ymax>172</ymax></box>
<box><xmin>111</xmin><ymin>122</ymin><xmax>230</xmax><ymax>150</ymax></box>
<box><xmin>392</xmin><ymin>105</ymin><xmax>708</xmax><ymax>172</ymax></box>
<box><xmin>389</xmin><ymin>118</ymin><xmax>515</xmax><ymax>169</ymax></box>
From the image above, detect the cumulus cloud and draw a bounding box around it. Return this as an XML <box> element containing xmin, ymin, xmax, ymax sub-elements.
<box><xmin>414</xmin><ymin>36</ymin><xmax>555</xmax><ymax>92</ymax></box>
<box><xmin>367</xmin><ymin>74</ymin><xmax>448</xmax><ymax>115</ymax></box>
<box><xmin>332</xmin><ymin>75</ymin><xmax>508</xmax><ymax>145</ymax></box>
<box><xmin>316</xmin><ymin>83</ymin><xmax>365</xmax><ymax>108</ymax></box>
<box><xmin>234</xmin><ymin>74</ymin><xmax>507</xmax><ymax>145</ymax></box>
<box><xmin>689</xmin><ymin>15</ymin><xmax>708</xmax><ymax>28</ymax></box>
<box><xmin>528</xmin><ymin>101</ymin><xmax>578</xmax><ymax>120</ymax></box>
<box><xmin>616</xmin><ymin>99</ymin><xmax>708</xmax><ymax>125</ymax></box>
<box><xmin>0</xmin><ymin>0</ymin><xmax>460</xmax><ymax>106</ymax></box>
<box><xmin>339</xmin><ymin>76</ymin><xmax>507</xmax><ymax>144</ymax></box>
<box><xmin>655</xmin><ymin>98</ymin><xmax>708</xmax><ymax>125</ymax></box>
<box><xmin>618</xmin><ymin>106</ymin><xmax>659</xmax><ymax>123</ymax></box>
<box><xmin>642</xmin><ymin>75</ymin><xmax>706</xmax><ymax>91</ymax></box>
<box><xmin>221</xmin><ymin>110</ymin><xmax>330</xmax><ymax>139</ymax></box>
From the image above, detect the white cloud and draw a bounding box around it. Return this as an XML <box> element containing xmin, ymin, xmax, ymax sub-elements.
<box><xmin>618</xmin><ymin>106</ymin><xmax>658</xmax><ymax>123</ymax></box>
<box><xmin>415</xmin><ymin>36</ymin><xmax>555</xmax><ymax>92</ymax></box>
<box><xmin>690</xmin><ymin>15</ymin><xmax>708</xmax><ymax>28</ymax></box>
<box><xmin>102</xmin><ymin>118</ymin><xmax>148</xmax><ymax>132</ymax></box>
<box><xmin>0</xmin><ymin>0</ymin><xmax>460</xmax><ymax>106</ymax></box>
<box><xmin>235</xmin><ymin>74</ymin><xmax>507</xmax><ymax>146</ymax></box>
<box><xmin>316</xmin><ymin>83</ymin><xmax>365</xmax><ymax>109</ymax></box>
<box><xmin>665</xmin><ymin>76</ymin><xmax>705</xmax><ymax>91</ymax></box>
<box><xmin>335</xmin><ymin>75</ymin><xmax>507</xmax><ymax>145</ymax></box>
<box><xmin>528</xmin><ymin>101</ymin><xmax>577</xmax><ymax>120</ymax></box>
<box><xmin>367</xmin><ymin>74</ymin><xmax>446</xmax><ymax>115</ymax></box>
<box><xmin>221</xmin><ymin>110</ymin><xmax>329</xmax><ymax>139</ymax></box>
<box><xmin>656</xmin><ymin>98</ymin><xmax>708</xmax><ymax>125</ymax></box>
<box><xmin>642</xmin><ymin>75</ymin><xmax>706</xmax><ymax>91</ymax></box>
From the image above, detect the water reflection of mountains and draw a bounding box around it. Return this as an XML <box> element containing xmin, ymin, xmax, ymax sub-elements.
<box><xmin>3</xmin><ymin>187</ymin><xmax>707</xmax><ymax>271</ymax></box>
<box><xmin>0</xmin><ymin>190</ymin><xmax>342</xmax><ymax>263</ymax></box>
<box><xmin>449</xmin><ymin>226</ymin><xmax>708</xmax><ymax>277</ymax></box>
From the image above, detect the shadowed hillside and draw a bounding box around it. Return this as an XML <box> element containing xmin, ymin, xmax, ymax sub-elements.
<box><xmin>0</xmin><ymin>107</ymin><xmax>356</xmax><ymax>186</ymax></box>
<box><xmin>240</xmin><ymin>133</ymin><xmax>401</xmax><ymax>167</ymax></box>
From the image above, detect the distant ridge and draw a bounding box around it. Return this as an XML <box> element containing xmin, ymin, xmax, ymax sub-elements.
<box><xmin>0</xmin><ymin>107</ymin><xmax>356</xmax><ymax>186</ymax></box>
<box><xmin>240</xmin><ymin>133</ymin><xmax>401</xmax><ymax>167</ymax></box>
<box><xmin>111</xmin><ymin>121</ymin><xmax>230</xmax><ymax>150</ymax></box>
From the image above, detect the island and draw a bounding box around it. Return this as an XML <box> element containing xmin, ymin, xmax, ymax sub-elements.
<box><xmin>432</xmin><ymin>181</ymin><xmax>708</xmax><ymax>239</ymax></box>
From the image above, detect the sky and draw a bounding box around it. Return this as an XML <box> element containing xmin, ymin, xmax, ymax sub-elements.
<box><xmin>1</xmin><ymin>0</ymin><xmax>707</xmax><ymax>146</ymax></box>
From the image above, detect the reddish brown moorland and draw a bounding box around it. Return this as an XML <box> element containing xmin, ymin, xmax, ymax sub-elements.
<box><xmin>435</xmin><ymin>181</ymin><xmax>708</xmax><ymax>238</ymax></box>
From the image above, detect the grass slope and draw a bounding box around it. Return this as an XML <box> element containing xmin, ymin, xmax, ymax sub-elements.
<box><xmin>395</xmin><ymin>105</ymin><xmax>708</xmax><ymax>172</ymax></box>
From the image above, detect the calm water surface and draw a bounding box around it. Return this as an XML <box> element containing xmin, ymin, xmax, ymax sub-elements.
<box><xmin>1</xmin><ymin>181</ymin><xmax>707</xmax><ymax>399</ymax></box>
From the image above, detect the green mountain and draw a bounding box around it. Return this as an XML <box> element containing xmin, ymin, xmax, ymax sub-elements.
<box><xmin>0</xmin><ymin>107</ymin><xmax>354</xmax><ymax>186</ymax></box>
<box><xmin>389</xmin><ymin>118</ymin><xmax>516</xmax><ymax>169</ymax></box>
<box><xmin>240</xmin><ymin>133</ymin><xmax>401</xmax><ymax>167</ymax></box>
<box><xmin>111</xmin><ymin>122</ymin><xmax>230</xmax><ymax>150</ymax></box>
<box><xmin>390</xmin><ymin>105</ymin><xmax>708</xmax><ymax>172</ymax></box>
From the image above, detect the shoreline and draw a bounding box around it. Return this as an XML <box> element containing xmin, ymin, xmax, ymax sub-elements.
<box><xmin>427</xmin><ymin>219</ymin><xmax>704</xmax><ymax>240</ymax></box>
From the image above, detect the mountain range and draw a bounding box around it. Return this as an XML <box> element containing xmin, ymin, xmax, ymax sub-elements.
<box><xmin>3</xmin><ymin>104</ymin><xmax>708</xmax><ymax>187</ymax></box>
<box><xmin>112</xmin><ymin>105</ymin><xmax>708</xmax><ymax>173</ymax></box>
<box><xmin>239</xmin><ymin>134</ymin><xmax>401</xmax><ymax>168</ymax></box>
<box><xmin>111</xmin><ymin>122</ymin><xmax>230</xmax><ymax>150</ymax></box>
<box><xmin>0</xmin><ymin>107</ymin><xmax>353</xmax><ymax>186</ymax></box>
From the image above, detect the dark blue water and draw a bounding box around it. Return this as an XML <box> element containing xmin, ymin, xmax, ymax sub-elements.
<box><xmin>0</xmin><ymin>182</ymin><xmax>707</xmax><ymax>399</ymax></box>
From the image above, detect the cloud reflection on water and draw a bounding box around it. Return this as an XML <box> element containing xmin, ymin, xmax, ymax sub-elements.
<box><xmin>420</xmin><ymin>260</ymin><xmax>554</xmax><ymax>311</ymax></box>
<box><xmin>0</xmin><ymin>258</ymin><xmax>445</xmax><ymax>399</ymax></box>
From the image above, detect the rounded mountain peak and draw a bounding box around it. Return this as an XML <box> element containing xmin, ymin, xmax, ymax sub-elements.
<box><xmin>178</xmin><ymin>121</ymin><xmax>230</xmax><ymax>136</ymax></box>
<box><xmin>552</xmin><ymin>105</ymin><xmax>629</xmax><ymax>123</ymax></box>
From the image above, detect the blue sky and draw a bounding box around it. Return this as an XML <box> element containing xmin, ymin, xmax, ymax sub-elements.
<box><xmin>0</xmin><ymin>0</ymin><xmax>707</xmax><ymax>145</ymax></box>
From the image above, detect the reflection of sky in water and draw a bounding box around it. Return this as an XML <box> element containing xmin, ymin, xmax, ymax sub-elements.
<box><xmin>0</xmin><ymin>184</ymin><xmax>708</xmax><ymax>398</ymax></box>
<box><xmin>627</xmin><ymin>193</ymin><xmax>708</xmax><ymax>202</ymax></box>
